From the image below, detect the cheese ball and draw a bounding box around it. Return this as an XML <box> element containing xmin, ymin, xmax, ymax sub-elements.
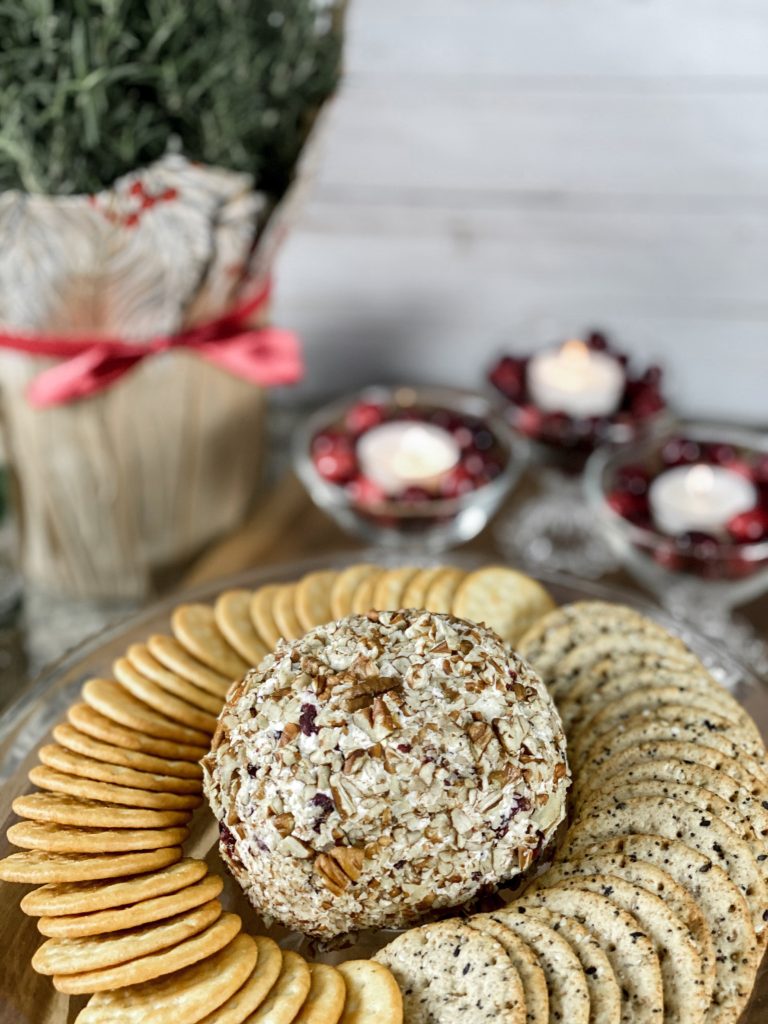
<box><xmin>203</xmin><ymin>610</ymin><xmax>569</xmax><ymax>940</ymax></box>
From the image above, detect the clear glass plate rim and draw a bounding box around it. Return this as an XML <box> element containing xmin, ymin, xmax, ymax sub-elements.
<box><xmin>2</xmin><ymin>550</ymin><xmax>764</xmax><ymax>751</ymax></box>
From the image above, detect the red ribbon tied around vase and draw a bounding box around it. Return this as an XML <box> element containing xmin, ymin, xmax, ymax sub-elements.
<box><xmin>0</xmin><ymin>280</ymin><xmax>303</xmax><ymax>407</ymax></box>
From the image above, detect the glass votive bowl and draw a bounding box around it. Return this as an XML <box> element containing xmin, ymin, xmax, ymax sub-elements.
<box><xmin>293</xmin><ymin>385</ymin><xmax>524</xmax><ymax>552</ymax></box>
<box><xmin>584</xmin><ymin>422</ymin><xmax>768</xmax><ymax>608</ymax></box>
<box><xmin>489</xmin><ymin>330</ymin><xmax>672</xmax><ymax>471</ymax></box>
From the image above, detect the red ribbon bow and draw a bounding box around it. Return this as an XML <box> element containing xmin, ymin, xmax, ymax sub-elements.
<box><xmin>0</xmin><ymin>280</ymin><xmax>303</xmax><ymax>407</ymax></box>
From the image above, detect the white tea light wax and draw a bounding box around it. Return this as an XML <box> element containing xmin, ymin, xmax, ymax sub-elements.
<box><xmin>649</xmin><ymin>464</ymin><xmax>757</xmax><ymax>535</ymax></box>
<box><xmin>528</xmin><ymin>339</ymin><xmax>624</xmax><ymax>417</ymax></box>
<box><xmin>357</xmin><ymin>421</ymin><xmax>460</xmax><ymax>495</ymax></box>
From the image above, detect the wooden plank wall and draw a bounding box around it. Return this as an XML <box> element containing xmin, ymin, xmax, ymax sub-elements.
<box><xmin>273</xmin><ymin>0</ymin><xmax>768</xmax><ymax>421</ymax></box>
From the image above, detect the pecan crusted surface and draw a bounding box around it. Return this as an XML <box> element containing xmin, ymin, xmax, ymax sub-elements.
<box><xmin>203</xmin><ymin>610</ymin><xmax>569</xmax><ymax>940</ymax></box>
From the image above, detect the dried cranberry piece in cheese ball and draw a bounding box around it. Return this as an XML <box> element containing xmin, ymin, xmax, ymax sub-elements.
<box><xmin>203</xmin><ymin>609</ymin><xmax>569</xmax><ymax>940</ymax></box>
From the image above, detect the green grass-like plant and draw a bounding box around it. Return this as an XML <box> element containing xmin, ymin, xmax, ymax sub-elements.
<box><xmin>0</xmin><ymin>0</ymin><xmax>342</xmax><ymax>195</ymax></box>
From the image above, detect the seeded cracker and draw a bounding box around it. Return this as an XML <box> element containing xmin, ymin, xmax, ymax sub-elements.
<box><xmin>506</xmin><ymin>906</ymin><xmax>621</xmax><ymax>1024</ymax></box>
<box><xmin>374</xmin><ymin>919</ymin><xmax>525</xmax><ymax>1024</ymax></box>
<box><xmin>467</xmin><ymin>916</ymin><xmax>549</xmax><ymax>1024</ymax></box>
<box><xmin>536</xmin><ymin>873</ymin><xmax>707</xmax><ymax>1024</ymax></box>
<box><xmin>528</xmin><ymin>852</ymin><xmax>716</xmax><ymax>1005</ymax></box>
<box><xmin>580</xmin><ymin>836</ymin><xmax>759</xmax><ymax>1024</ymax></box>
<box><xmin>489</xmin><ymin>911</ymin><xmax>590</xmax><ymax>1024</ymax></box>
<box><xmin>514</xmin><ymin>888</ymin><xmax>664</xmax><ymax>1023</ymax></box>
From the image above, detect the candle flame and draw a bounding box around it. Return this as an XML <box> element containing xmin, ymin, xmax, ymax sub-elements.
<box><xmin>561</xmin><ymin>338</ymin><xmax>589</xmax><ymax>361</ymax></box>
<box><xmin>687</xmin><ymin>463</ymin><xmax>715</xmax><ymax>497</ymax></box>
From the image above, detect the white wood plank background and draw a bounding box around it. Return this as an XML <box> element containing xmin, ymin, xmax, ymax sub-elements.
<box><xmin>274</xmin><ymin>0</ymin><xmax>768</xmax><ymax>421</ymax></box>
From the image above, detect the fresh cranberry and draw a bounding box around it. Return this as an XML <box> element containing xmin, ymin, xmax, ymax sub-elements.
<box><xmin>399</xmin><ymin>486</ymin><xmax>433</xmax><ymax>503</ymax></box>
<box><xmin>462</xmin><ymin>453</ymin><xmax>487</xmax><ymax>478</ymax></box>
<box><xmin>724</xmin><ymin>459</ymin><xmax>756</xmax><ymax>481</ymax></box>
<box><xmin>219</xmin><ymin>822</ymin><xmax>237</xmax><ymax>856</ymax></box>
<box><xmin>516</xmin><ymin>404</ymin><xmax>543</xmax><ymax>437</ymax></box>
<box><xmin>312</xmin><ymin>432</ymin><xmax>356</xmax><ymax>483</ymax></box>
<box><xmin>345</xmin><ymin>401</ymin><xmax>385</xmax><ymax>434</ymax></box>
<box><xmin>661</xmin><ymin>437</ymin><xmax>701</xmax><ymax>466</ymax></box>
<box><xmin>452</xmin><ymin>426</ymin><xmax>474</xmax><ymax>450</ymax></box>
<box><xmin>631</xmin><ymin>386</ymin><xmax>665</xmax><ymax>419</ymax></box>
<box><xmin>471</xmin><ymin>427</ymin><xmax>495</xmax><ymax>452</ymax></box>
<box><xmin>489</xmin><ymin>357</ymin><xmax>527</xmax><ymax>402</ymax></box>
<box><xmin>586</xmin><ymin>416</ymin><xmax>612</xmax><ymax>440</ymax></box>
<box><xmin>652</xmin><ymin>539</ymin><xmax>683</xmax><ymax>571</ymax></box>
<box><xmin>299</xmin><ymin>704</ymin><xmax>318</xmax><ymax>736</ymax></box>
<box><xmin>641</xmin><ymin>365</ymin><xmax>663</xmax><ymax>387</ymax></box>
<box><xmin>315</xmin><ymin>449</ymin><xmax>357</xmax><ymax>483</ymax></box>
<box><xmin>585</xmin><ymin>331</ymin><xmax>609</xmax><ymax>351</ymax></box>
<box><xmin>725</xmin><ymin>554</ymin><xmax>760</xmax><ymax>580</ymax></box>
<box><xmin>752</xmin><ymin>455</ymin><xmax>768</xmax><ymax>486</ymax></box>
<box><xmin>675</xmin><ymin>531</ymin><xmax>721</xmax><ymax>562</ymax></box>
<box><xmin>440</xmin><ymin>465</ymin><xmax>476</xmax><ymax>498</ymax></box>
<box><xmin>702</xmin><ymin>443</ymin><xmax>737</xmax><ymax>466</ymax></box>
<box><xmin>540</xmin><ymin>412</ymin><xmax>572</xmax><ymax>443</ymax></box>
<box><xmin>727</xmin><ymin>507</ymin><xmax>768</xmax><ymax>544</ymax></box>
<box><xmin>312</xmin><ymin>430</ymin><xmax>342</xmax><ymax>456</ymax></box>
<box><xmin>477</xmin><ymin>455</ymin><xmax>505</xmax><ymax>481</ymax></box>
<box><xmin>346</xmin><ymin>475</ymin><xmax>386</xmax><ymax>506</ymax></box>
<box><xmin>607</xmin><ymin>490</ymin><xmax>649</xmax><ymax>523</ymax></box>
<box><xmin>615</xmin><ymin>464</ymin><xmax>651</xmax><ymax>496</ymax></box>
<box><xmin>429</xmin><ymin>409</ymin><xmax>464</xmax><ymax>432</ymax></box>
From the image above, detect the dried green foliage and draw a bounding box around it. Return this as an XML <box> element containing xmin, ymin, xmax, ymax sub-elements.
<box><xmin>0</xmin><ymin>0</ymin><xmax>342</xmax><ymax>195</ymax></box>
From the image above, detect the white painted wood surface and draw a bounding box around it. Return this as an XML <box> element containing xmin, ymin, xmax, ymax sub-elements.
<box><xmin>274</xmin><ymin>0</ymin><xmax>768</xmax><ymax>420</ymax></box>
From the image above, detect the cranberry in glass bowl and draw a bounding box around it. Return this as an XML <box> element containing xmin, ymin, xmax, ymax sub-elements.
<box><xmin>293</xmin><ymin>386</ymin><xmax>523</xmax><ymax>551</ymax></box>
<box><xmin>489</xmin><ymin>331</ymin><xmax>670</xmax><ymax>466</ymax></box>
<box><xmin>585</xmin><ymin>423</ymin><xmax>768</xmax><ymax>606</ymax></box>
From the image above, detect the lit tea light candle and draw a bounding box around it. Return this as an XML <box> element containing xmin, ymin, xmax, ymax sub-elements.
<box><xmin>528</xmin><ymin>339</ymin><xmax>625</xmax><ymax>417</ymax></box>
<box><xmin>357</xmin><ymin>421</ymin><xmax>460</xmax><ymax>495</ymax></box>
<box><xmin>649</xmin><ymin>463</ymin><xmax>757</xmax><ymax>535</ymax></box>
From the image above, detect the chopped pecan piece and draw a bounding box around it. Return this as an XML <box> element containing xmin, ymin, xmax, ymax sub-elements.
<box><xmin>330</xmin><ymin>845</ymin><xmax>365</xmax><ymax>882</ymax></box>
<box><xmin>342</xmin><ymin>749</ymin><xmax>365</xmax><ymax>775</ymax></box>
<box><xmin>272</xmin><ymin>812</ymin><xmax>294</xmax><ymax>838</ymax></box>
<box><xmin>339</xmin><ymin>675</ymin><xmax>402</xmax><ymax>711</ymax></box>
<box><xmin>518</xmin><ymin>846</ymin><xmax>536</xmax><ymax>872</ymax></box>
<box><xmin>313</xmin><ymin>853</ymin><xmax>350</xmax><ymax>896</ymax></box>
<box><xmin>467</xmin><ymin>721</ymin><xmax>494</xmax><ymax>756</ymax></box>
<box><xmin>278</xmin><ymin>722</ymin><xmax>299</xmax><ymax>747</ymax></box>
<box><xmin>314</xmin><ymin>845</ymin><xmax>366</xmax><ymax>894</ymax></box>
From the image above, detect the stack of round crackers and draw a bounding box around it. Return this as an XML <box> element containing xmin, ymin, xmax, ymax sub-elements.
<box><xmin>376</xmin><ymin>600</ymin><xmax>767</xmax><ymax>1024</ymax></box>
<box><xmin>1</xmin><ymin>573</ymin><xmax>414</xmax><ymax>1023</ymax></box>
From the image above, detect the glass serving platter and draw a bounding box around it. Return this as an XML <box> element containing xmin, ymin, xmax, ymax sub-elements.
<box><xmin>0</xmin><ymin>553</ymin><xmax>765</xmax><ymax>1024</ymax></box>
